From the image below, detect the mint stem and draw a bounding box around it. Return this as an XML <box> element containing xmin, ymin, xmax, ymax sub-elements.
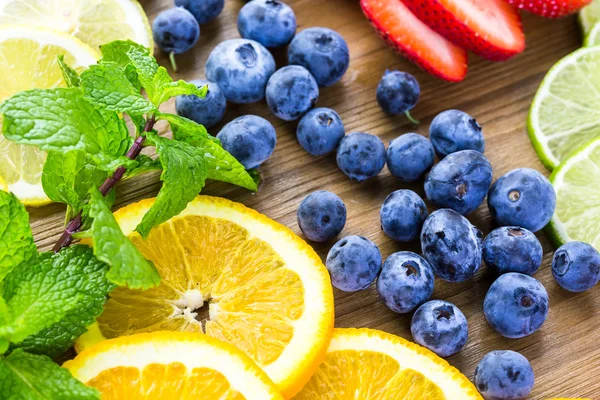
<box><xmin>52</xmin><ymin>116</ymin><xmax>156</xmax><ymax>253</ymax></box>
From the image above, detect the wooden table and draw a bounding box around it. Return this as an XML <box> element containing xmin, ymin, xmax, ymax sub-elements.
<box><xmin>30</xmin><ymin>1</ymin><xmax>599</xmax><ymax>398</ymax></box>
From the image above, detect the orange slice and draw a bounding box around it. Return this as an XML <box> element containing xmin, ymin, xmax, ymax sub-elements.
<box><xmin>65</xmin><ymin>331</ymin><xmax>283</xmax><ymax>399</ymax></box>
<box><xmin>294</xmin><ymin>328</ymin><xmax>482</xmax><ymax>399</ymax></box>
<box><xmin>77</xmin><ymin>195</ymin><xmax>334</xmax><ymax>399</ymax></box>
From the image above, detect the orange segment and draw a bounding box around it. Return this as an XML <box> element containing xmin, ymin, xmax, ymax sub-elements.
<box><xmin>81</xmin><ymin>195</ymin><xmax>334</xmax><ymax>399</ymax></box>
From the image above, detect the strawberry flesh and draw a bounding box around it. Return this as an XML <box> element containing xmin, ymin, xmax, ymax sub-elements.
<box><xmin>361</xmin><ymin>0</ymin><xmax>468</xmax><ymax>82</ymax></box>
<box><xmin>403</xmin><ymin>0</ymin><xmax>525</xmax><ymax>61</ymax></box>
<box><xmin>507</xmin><ymin>0</ymin><xmax>592</xmax><ymax>18</ymax></box>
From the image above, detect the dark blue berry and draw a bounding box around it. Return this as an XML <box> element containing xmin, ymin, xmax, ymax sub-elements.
<box><xmin>484</xmin><ymin>272</ymin><xmax>549</xmax><ymax>339</ymax></box>
<box><xmin>175</xmin><ymin>0</ymin><xmax>224</xmax><ymax>24</ymax></box>
<box><xmin>552</xmin><ymin>241</ymin><xmax>600</xmax><ymax>292</ymax></box>
<box><xmin>429</xmin><ymin>110</ymin><xmax>485</xmax><ymax>158</ymax></box>
<box><xmin>336</xmin><ymin>132</ymin><xmax>386</xmax><ymax>181</ymax></box>
<box><xmin>376</xmin><ymin>70</ymin><xmax>420</xmax><ymax>119</ymax></box>
<box><xmin>237</xmin><ymin>0</ymin><xmax>296</xmax><ymax>48</ymax></box>
<box><xmin>326</xmin><ymin>236</ymin><xmax>382</xmax><ymax>292</ymax></box>
<box><xmin>152</xmin><ymin>8</ymin><xmax>200</xmax><ymax>55</ymax></box>
<box><xmin>296</xmin><ymin>108</ymin><xmax>345</xmax><ymax>156</ymax></box>
<box><xmin>216</xmin><ymin>115</ymin><xmax>276</xmax><ymax>169</ymax></box>
<box><xmin>488</xmin><ymin>168</ymin><xmax>556</xmax><ymax>232</ymax></box>
<box><xmin>483</xmin><ymin>226</ymin><xmax>543</xmax><ymax>276</ymax></box>
<box><xmin>297</xmin><ymin>191</ymin><xmax>346</xmax><ymax>242</ymax></box>
<box><xmin>266</xmin><ymin>65</ymin><xmax>319</xmax><ymax>121</ymax></box>
<box><xmin>380</xmin><ymin>190</ymin><xmax>428</xmax><ymax>242</ymax></box>
<box><xmin>424</xmin><ymin>150</ymin><xmax>493</xmax><ymax>215</ymax></box>
<box><xmin>411</xmin><ymin>300</ymin><xmax>468</xmax><ymax>357</ymax></box>
<box><xmin>175</xmin><ymin>80</ymin><xmax>226</xmax><ymax>128</ymax></box>
<box><xmin>386</xmin><ymin>133</ymin><xmax>434</xmax><ymax>182</ymax></box>
<box><xmin>475</xmin><ymin>350</ymin><xmax>535</xmax><ymax>400</ymax></box>
<box><xmin>377</xmin><ymin>251</ymin><xmax>435</xmax><ymax>313</ymax></box>
<box><xmin>288</xmin><ymin>27</ymin><xmax>349</xmax><ymax>87</ymax></box>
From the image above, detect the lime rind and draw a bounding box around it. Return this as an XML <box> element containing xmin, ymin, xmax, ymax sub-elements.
<box><xmin>528</xmin><ymin>46</ymin><xmax>600</xmax><ymax>170</ymax></box>
<box><xmin>580</xmin><ymin>0</ymin><xmax>600</xmax><ymax>35</ymax></box>
<box><xmin>547</xmin><ymin>136</ymin><xmax>600</xmax><ymax>251</ymax></box>
<box><xmin>584</xmin><ymin>22</ymin><xmax>600</xmax><ymax>46</ymax></box>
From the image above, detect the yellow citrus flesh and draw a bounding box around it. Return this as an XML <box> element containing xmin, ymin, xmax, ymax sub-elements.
<box><xmin>0</xmin><ymin>0</ymin><xmax>153</xmax><ymax>50</ymax></box>
<box><xmin>80</xmin><ymin>195</ymin><xmax>335</xmax><ymax>399</ymax></box>
<box><xmin>0</xmin><ymin>176</ymin><xmax>7</xmax><ymax>191</ymax></box>
<box><xmin>294</xmin><ymin>328</ymin><xmax>483</xmax><ymax>400</ymax></box>
<box><xmin>64</xmin><ymin>331</ymin><xmax>283</xmax><ymax>399</ymax></box>
<box><xmin>0</xmin><ymin>25</ymin><xmax>97</xmax><ymax>206</ymax></box>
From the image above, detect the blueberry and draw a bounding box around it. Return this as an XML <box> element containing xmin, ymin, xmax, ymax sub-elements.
<box><xmin>475</xmin><ymin>350</ymin><xmax>534</xmax><ymax>400</ymax></box>
<box><xmin>380</xmin><ymin>190</ymin><xmax>428</xmax><ymax>242</ymax></box>
<box><xmin>377</xmin><ymin>251</ymin><xmax>435</xmax><ymax>313</ymax></box>
<box><xmin>266</xmin><ymin>66</ymin><xmax>319</xmax><ymax>121</ymax></box>
<box><xmin>326</xmin><ymin>236</ymin><xmax>382</xmax><ymax>292</ymax></box>
<box><xmin>216</xmin><ymin>115</ymin><xmax>276</xmax><ymax>169</ymax></box>
<box><xmin>420</xmin><ymin>209</ymin><xmax>483</xmax><ymax>282</ymax></box>
<box><xmin>552</xmin><ymin>241</ymin><xmax>600</xmax><ymax>292</ymax></box>
<box><xmin>424</xmin><ymin>150</ymin><xmax>493</xmax><ymax>215</ymax></box>
<box><xmin>429</xmin><ymin>110</ymin><xmax>485</xmax><ymax>158</ymax></box>
<box><xmin>288</xmin><ymin>27</ymin><xmax>350</xmax><ymax>87</ymax></box>
<box><xmin>488</xmin><ymin>168</ymin><xmax>556</xmax><ymax>232</ymax></box>
<box><xmin>411</xmin><ymin>300</ymin><xmax>468</xmax><ymax>357</ymax></box>
<box><xmin>376</xmin><ymin>70</ymin><xmax>420</xmax><ymax>122</ymax></box>
<box><xmin>175</xmin><ymin>0</ymin><xmax>224</xmax><ymax>24</ymax></box>
<box><xmin>175</xmin><ymin>80</ymin><xmax>226</xmax><ymax>128</ymax></box>
<box><xmin>297</xmin><ymin>191</ymin><xmax>346</xmax><ymax>242</ymax></box>
<box><xmin>205</xmin><ymin>39</ymin><xmax>276</xmax><ymax>104</ymax></box>
<box><xmin>296</xmin><ymin>108</ymin><xmax>345</xmax><ymax>156</ymax></box>
<box><xmin>152</xmin><ymin>7</ymin><xmax>200</xmax><ymax>69</ymax></box>
<box><xmin>336</xmin><ymin>132</ymin><xmax>386</xmax><ymax>181</ymax></box>
<box><xmin>484</xmin><ymin>272</ymin><xmax>549</xmax><ymax>338</ymax></box>
<box><xmin>483</xmin><ymin>227</ymin><xmax>543</xmax><ymax>276</ymax></box>
<box><xmin>237</xmin><ymin>0</ymin><xmax>296</xmax><ymax>48</ymax></box>
<box><xmin>386</xmin><ymin>133</ymin><xmax>434</xmax><ymax>182</ymax></box>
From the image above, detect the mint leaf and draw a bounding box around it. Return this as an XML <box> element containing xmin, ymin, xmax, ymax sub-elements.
<box><xmin>158</xmin><ymin>112</ymin><xmax>216</xmax><ymax>142</ymax></box>
<box><xmin>100</xmin><ymin>40</ymin><xmax>150</xmax><ymax>66</ymax></box>
<box><xmin>87</xmin><ymin>188</ymin><xmax>160</xmax><ymax>289</ymax></box>
<box><xmin>0</xmin><ymin>349</ymin><xmax>100</xmax><ymax>400</ymax></box>
<box><xmin>16</xmin><ymin>245</ymin><xmax>115</xmax><ymax>358</ymax></box>
<box><xmin>123</xmin><ymin>154</ymin><xmax>161</xmax><ymax>180</ymax></box>
<box><xmin>125</xmin><ymin>45</ymin><xmax>159</xmax><ymax>94</ymax></box>
<box><xmin>42</xmin><ymin>151</ymin><xmax>108</xmax><ymax>213</ymax></box>
<box><xmin>0</xmin><ymin>88</ymin><xmax>130</xmax><ymax>169</ymax></box>
<box><xmin>57</xmin><ymin>55</ymin><xmax>80</xmax><ymax>87</ymax></box>
<box><xmin>136</xmin><ymin>132</ymin><xmax>207</xmax><ymax>238</ymax></box>
<box><xmin>81</xmin><ymin>63</ymin><xmax>155</xmax><ymax>115</ymax></box>
<box><xmin>150</xmin><ymin>67</ymin><xmax>207</xmax><ymax>105</ymax></box>
<box><xmin>0</xmin><ymin>191</ymin><xmax>36</xmax><ymax>283</ymax></box>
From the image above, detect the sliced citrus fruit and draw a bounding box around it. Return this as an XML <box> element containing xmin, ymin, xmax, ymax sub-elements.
<box><xmin>0</xmin><ymin>25</ymin><xmax>97</xmax><ymax>206</ymax></box>
<box><xmin>294</xmin><ymin>328</ymin><xmax>482</xmax><ymax>399</ymax></box>
<box><xmin>585</xmin><ymin>21</ymin><xmax>600</xmax><ymax>46</ymax></box>
<box><xmin>77</xmin><ymin>195</ymin><xmax>335</xmax><ymax>399</ymax></box>
<box><xmin>0</xmin><ymin>175</ymin><xmax>7</xmax><ymax>191</ymax></box>
<box><xmin>528</xmin><ymin>46</ymin><xmax>600</xmax><ymax>170</ymax></box>
<box><xmin>0</xmin><ymin>0</ymin><xmax>153</xmax><ymax>50</ymax></box>
<box><xmin>580</xmin><ymin>0</ymin><xmax>600</xmax><ymax>35</ymax></box>
<box><xmin>65</xmin><ymin>331</ymin><xmax>283</xmax><ymax>399</ymax></box>
<box><xmin>548</xmin><ymin>137</ymin><xmax>600</xmax><ymax>250</ymax></box>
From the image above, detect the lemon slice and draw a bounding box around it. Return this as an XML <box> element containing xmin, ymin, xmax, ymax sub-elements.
<box><xmin>65</xmin><ymin>331</ymin><xmax>283</xmax><ymax>399</ymax></box>
<box><xmin>294</xmin><ymin>328</ymin><xmax>482</xmax><ymax>399</ymax></box>
<box><xmin>548</xmin><ymin>137</ymin><xmax>600</xmax><ymax>250</ymax></box>
<box><xmin>0</xmin><ymin>175</ymin><xmax>7</xmax><ymax>191</ymax></box>
<box><xmin>580</xmin><ymin>0</ymin><xmax>600</xmax><ymax>35</ymax></box>
<box><xmin>0</xmin><ymin>25</ymin><xmax>97</xmax><ymax>206</ymax></box>
<box><xmin>528</xmin><ymin>46</ymin><xmax>600</xmax><ymax>170</ymax></box>
<box><xmin>0</xmin><ymin>0</ymin><xmax>153</xmax><ymax>50</ymax></box>
<box><xmin>76</xmin><ymin>195</ymin><xmax>335</xmax><ymax>399</ymax></box>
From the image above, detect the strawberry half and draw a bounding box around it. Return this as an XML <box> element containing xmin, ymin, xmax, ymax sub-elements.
<box><xmin>360</xmin><ymin>0</ymin><xmax>468</xmax><ymax>82</ymax></box>
<box><xmin>506</xmin><ymin>0</ymin><xmax>592</xmax><ymax>18</ymax></box>
<box><xmin>402</xmin><ymin>0</ymin><xmax>525</xmax><ymax>61</ymax></box>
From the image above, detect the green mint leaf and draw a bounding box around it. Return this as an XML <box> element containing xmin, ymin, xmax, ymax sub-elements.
<box><xmin>0</xmin><ymin>88</ymin><xmax>130</xmax><ymax>169</ymax></box>
<box><xmin>126</xmin><ymin>45</ymin><xmax>159</xmax><ymax>96</ymax></box>
<box><xmin>136</xmin><ymin>132</ymin><xmax>208</xmax><ymax>238</ymax></box>
<box><xmin>99</xmin><ymin>40</ymin><xmax>149</xmax><ymax>66</ymax></box>
<box><xmin>0</xmin><ymin>349</ymin><xmax>100</xmax><ymax>400</ymax></box>
<box><xmin>158</xmin><ymin>112</ymin><xmax>217</xmax><ymax>143</ymax></box>
<box><xmin>87</xmin><ymin>188</ymin><xmax>160</xmax><ymax>289</ymax></box>
<box><xmin>0</xmin><ymin>191</ymin><xmax>36</xmax><ymax>283</ymax></box>
<box><xmin>56</xmin><ymin>55</ymin><xmax>80</xmax><ymax>87</ymax></box>
<box><xmin>16</xmin><ymin>245</ymin><xmax>115</xmax><ymax>358</ymax></box>
<box><xmin>80</xmin><ymin>63</ymin><xmax>156</xmax><ymax>115</ymax></box>
<box><xmin>149</xmin><ymin>67</ymin><xmax>207</xmax><ymax>106</ymax></box>
<box><xmin>42</xmin><ymin>151</ymin><xmax>108</xmax><ymax>213</ymax></box>
<box><xmin>123</xmin><ymin>154</ymin><xmax>162</xmax><ymax>180</ymax></box>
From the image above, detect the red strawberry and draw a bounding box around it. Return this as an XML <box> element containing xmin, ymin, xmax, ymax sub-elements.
<box><xmin>506</xmin><ymin>0</ymin><xmax>592</xmax><ymax>18</ymax></box>
<box><xmin>402</xmin><ymin>0</ymin><xmax>525</xmax><ymax>61</ymax></box>
<box><xmin>360</xmin><ymin>0</ymin><xmax>468</xmax><ymax>82</ymax></box>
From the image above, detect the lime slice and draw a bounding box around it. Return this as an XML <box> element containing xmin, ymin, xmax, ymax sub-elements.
<box><xmin>580</xmin><ymin>0</ymin><xmax>600</xmax><ymax>35</ymax></box>
<box><xmin>528</xmin><ymin>46</ymin><xmax>600</xmax><ymax>170</ymax></box>
<box><xmin>585</xmin><ymin>22</ymin><xmax>600</xmax><ymax>46</ymax></box>
<box><xmin>548</xmin><ymin>137</ymin><xmax>600</xmax><ymax>251</ymax></box>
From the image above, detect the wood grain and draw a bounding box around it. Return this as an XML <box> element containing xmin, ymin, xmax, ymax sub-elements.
<box><xmin>30</xmin><ymin>1</ymin><xmax>600</xmax><ymax>398</ymax></box>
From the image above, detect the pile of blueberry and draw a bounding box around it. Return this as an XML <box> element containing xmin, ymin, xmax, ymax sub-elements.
<box><xmin>296</xmin><ymin>106</ymin><xmax>600</xmax><ymax>400</ymax></box>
